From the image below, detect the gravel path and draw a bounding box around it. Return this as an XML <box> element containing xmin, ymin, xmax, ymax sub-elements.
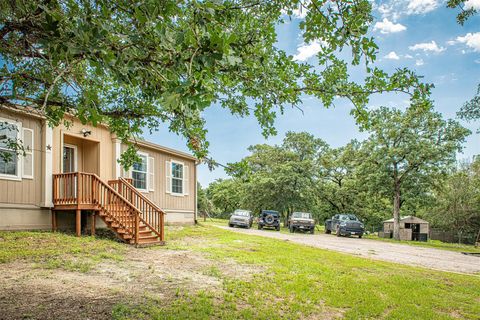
<box><xmin>216</xmin><ymin>226</ymin><xmax>480</xmax><ymax>275</ymax></box>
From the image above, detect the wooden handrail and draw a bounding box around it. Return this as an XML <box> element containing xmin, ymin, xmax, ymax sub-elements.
<box><xmin>109</xmin><ymin>177</ymin><xmax>165</xmax><ymax>241</ymax></box>
<box><xmin>119</xmin><ymin>178</ymin><xmax>165</xmax><ymax>213</ymax></box>
<box><xmin>53</xmin><ymin>172</ymin><xmax>144</xmax><ymax>244</ymax></box>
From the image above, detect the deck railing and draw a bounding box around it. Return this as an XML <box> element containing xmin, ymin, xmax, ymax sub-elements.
<box><xmin>53</xmin><ymin>172</ymin><xmax>144</xmax><ymax>244</ymax></box>
<box><xmin>108</xmin><ymin>178</ymin><xmax>165</xmax><ymax>241</ymax></box>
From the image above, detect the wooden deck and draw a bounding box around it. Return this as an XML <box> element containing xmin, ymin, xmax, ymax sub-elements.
<box><xmin>52</xmin><ymin>172</ymin><xmax>165</xmax><ymax>245</ymax></box>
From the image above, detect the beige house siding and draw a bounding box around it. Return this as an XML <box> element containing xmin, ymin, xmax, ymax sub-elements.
<box><xmin>52</xmin><ymin>117</ymin><xmax>114</xmax><ymax>181</ymax></box>
<box><xmin>121</xmin><ymin>144</ymin><xmax>196</xmax><ymax>224</ymax></box>
<box><xmin>1</xmin><ymin>109</ymin><xmax>197</xmax><ymax>230</ymax></box>
<box><xmin>0</xmin><ymin>109</ymin><xmax>44</xmax><ymax>207</ymax></box>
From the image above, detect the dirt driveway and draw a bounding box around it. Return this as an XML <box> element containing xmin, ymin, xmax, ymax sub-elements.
<box><xmin>217</xmin><ymin>226</ymin><xmax>480</xmax><ymax>274</ymax></box>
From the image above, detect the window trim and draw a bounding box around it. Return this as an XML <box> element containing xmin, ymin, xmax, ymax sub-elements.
<box><xmin>0</xmin><ymin>117</ymin><xmax>22</xmax><ymax>181</ymax></box>
<box><xmin>132</xmin><ymin>151</ymin><xmax>149</xmax><ymax>193</ymax></box>
<box><xmin>22</xmin><ymin>128</ymin><xmax>34</xmax><ymax>179</ymax></box>
<box><xmin>170</xmin><ymin>160</ymin><xmax>184</xmax><ymax>196</ymax></box>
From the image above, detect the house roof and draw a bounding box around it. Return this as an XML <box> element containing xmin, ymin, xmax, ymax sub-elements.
<box><xmin>133</xmin><ymin>139</ymin><xmax>197</xmax><ymax>162</ymax></box>
<box><xmin>383</xmin><ymin>216</ymin><xmax>429</xmax><ymax>224</ymax></box>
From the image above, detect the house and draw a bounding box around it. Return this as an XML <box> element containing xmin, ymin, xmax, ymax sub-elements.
<box><xmin>0</xmin><ymin>106</ymin><xmax>198</xmax><ymax>245</ymax></box>
<box><xmin>382</xmin><ymin>216</ymin><xmax>429</xmax><ymax>241</ymax></box>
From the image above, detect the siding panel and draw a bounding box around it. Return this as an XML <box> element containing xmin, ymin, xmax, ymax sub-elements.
<box><xmin>0</xmin><ymin>109</ymin><xmax>43</xmax><ymax>206</ymax></box>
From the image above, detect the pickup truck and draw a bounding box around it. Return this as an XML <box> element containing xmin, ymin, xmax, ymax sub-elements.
<box><xmin>228</xmin><ymin>209</ymin><xmax>253</xmax><ymax>229</ymax></box>
<box><xmin>288</xmin><ymin>212</ymin><xmax>315</xmax><ymax>234</ymax></box>
<box><xmin>325</xmin><ymin>213</ymin><xmax>364</xmax><ymax>238</ymax></box>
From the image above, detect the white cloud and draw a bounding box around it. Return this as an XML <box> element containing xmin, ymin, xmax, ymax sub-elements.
<box><xmin>415</xmin><ymin>59</ymin><xmax>424</xmax><ymax>66</ymax></box>
<box><xmin>455</xmin><ymin>32</ymin><xmax>480</xmax><ymax>52</ymax></box>
<box><xmin>409</xmin><ymin>40</ymin><xmax>446</xmax><ymax>53</ymax></box>
<box><xmin>406</xmin><ymin>0</ymin><xmax>439</xmax><ymax>14</ymax></box>
<box><xmin>293</xmin><ymin>40</ymin><xmax>323</xmax><ymax>61</ymax></box>
<box><xmin>404</xmin><ymin>54</ymin><xmax>414</xmax><ymax>58</ymax></box>
<box><xmin>475</xmin><ymin>59</ymin><xmax>480</xmax><ymax>64</ymax></box>
<box><xmin>464</xmin><ymin>0</ymin><xmax>480</xmax><ymax>10</ymax></box>
<box><xmin>376</xmin><ymin>0</ymin><xmax>440</xmax><ymax>20</ymax></box>
<box><xmin>373</xmin><ymin>18</ymin><xmax>407</xmax><ymax>34</ymax></box>
<box><xmin>384</xmin><ymin>51</ymin><xmax>401</xmax><ymax>60</ymax></box>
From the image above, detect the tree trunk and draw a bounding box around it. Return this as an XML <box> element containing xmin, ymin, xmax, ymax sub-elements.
<box><xmin>393</xmin><ymin>181</ymin><xmax>401</xmax><ymax>240</ymax></box>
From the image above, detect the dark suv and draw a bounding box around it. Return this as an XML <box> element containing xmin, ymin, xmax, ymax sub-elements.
<box><xmin>325</xmin><ymin>213</ymin><xmax>364</xmax><ymax>238</ymax></box>
<box><xmin>258</xmin><ymin>210</ymin><xmax>280</xmax><ymax>231</ymax></box>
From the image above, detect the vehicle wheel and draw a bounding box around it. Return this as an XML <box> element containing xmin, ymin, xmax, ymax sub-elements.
<box><xmin>325</xmin><ymin>229</ymin><xmax>331</xmax><ymax>234</ymax></box>
<box><xmin>276</xmin><ymin>226</ymin><xmax>280</xmax><ymax>231</ymax></box>
<box><xmin>229</xmin><ymin>224</ymin><xmax>233</xmax><ymax>228</ymax></box>
<box><xmin>359</xmin><ymin>234</ymin><xmax>363</xmax><ymax>239</ymax></box>
<box><xmin>289</xmin><ymin>226</ymin><xmax>294</xmax><ymax>233</ymax></box>
<box><xmin>310</xmin><ymin>228</ymin><xmax>315</xmax><ymax>234</ymax></box>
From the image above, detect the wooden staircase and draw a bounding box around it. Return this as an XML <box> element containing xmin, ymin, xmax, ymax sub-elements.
<box><xmin>53</xmin><ymin>172</ymin><xmax>165</xmax><ymax>246</ymax></box>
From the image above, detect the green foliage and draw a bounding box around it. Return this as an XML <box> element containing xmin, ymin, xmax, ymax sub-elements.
<box><xmin>0</xmin><ymin>0</ymin><xmax>430</xmax><ymax>166</ymax></box>
<box><xmin>359</xmin><ymin>104</ymin><xmax>470</xmax><ymax>238</ymax></box>
<box><xmin>428</xmin><ymin>160</ymin><xmax>480</xmax><ymax>236</ymax></box>
<box><xmin>205</xmin><ymin>105</ymin><xmax>471</xmax><ymax>234</ymax></box>
<box><xmin>206</xmin><ymin>178</ymin><xmax>245</xmax><ymax>215</ymax></box>
<box><xmin>447</xmin><ymin>2</ymin><xmax>479</xmax><ymax>132</ymax></box>
<box><xmin>447</xmin><ymin>0</ymin><xmax>479</xmax><ymax>25</ymax></box>
<box><xmin>458</xmin><ymin>84</ymin><xmax>480</xmax><ymax>132</ymax></box>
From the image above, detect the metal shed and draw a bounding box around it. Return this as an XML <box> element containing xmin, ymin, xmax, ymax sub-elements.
<box><xmin>382</xmin><ymin>216</ymin><xmax>430</xmax><ymax>241</ymax></box>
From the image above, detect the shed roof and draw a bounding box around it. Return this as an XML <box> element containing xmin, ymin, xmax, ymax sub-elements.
<box><xmin>383</xmin><ymin>216</ymin><xmax>429</xmax><ymax>224</ymax></box>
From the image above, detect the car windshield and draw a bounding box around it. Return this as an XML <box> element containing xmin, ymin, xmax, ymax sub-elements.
<box><xmin>262</xmin><ymin>211</ymin><xmax>279</xmax><ymax>216</ymax></box>
<box><xmin>292</xmin><ymin>212</ymin><xmax>312</xmax><ymax>219</ymax></box>
<box><xmin>234</xmin><ymin>210</ymin><xmax>250</xmax><ymax>217</ymax></box>
<box><xmin>340</xmin><ymin>214</ymin><xmax>358</xmax><ymax>221</ymax></box>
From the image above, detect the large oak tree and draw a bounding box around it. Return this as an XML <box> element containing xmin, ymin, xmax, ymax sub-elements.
<box><xmin>360</xmin><ymin>104</ymin><xmax>470</xmax><ymax>240</ymax></box>
<box><xmin>1</xmin><ymin>0</ymin><xmax>430</xmax><ymax>165</ymax></box>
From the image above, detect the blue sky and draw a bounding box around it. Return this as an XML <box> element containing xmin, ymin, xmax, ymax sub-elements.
<box><xmin>144</xmin><ymin>0</ymin><xmax>480</xmax><ymax>187</ymax></box>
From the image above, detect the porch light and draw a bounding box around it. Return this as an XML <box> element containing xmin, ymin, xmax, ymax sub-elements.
<box><xmin>81</xmin><ymin>128</ymin><xmax>92</xmax><ymax>137</ymax></box>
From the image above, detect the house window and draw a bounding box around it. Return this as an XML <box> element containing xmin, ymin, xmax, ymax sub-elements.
<box><xmin>166</xmin><ymin>160</ymin><xmax>189</xmax><ymax>196</ymax></box>
<box><xmin>132</xmin><ymin>153</ymin><xmax>148</xmax><ymax>191</ymax></box>
<box><xmin>0</xmin><ymin>120</ymin><xmax>21</xmax><ymax>179</ymax></box>
<box><xmin>171</xmin><ymin>161</ymin><xmax>183</xmax><ymax>194</ymax></box>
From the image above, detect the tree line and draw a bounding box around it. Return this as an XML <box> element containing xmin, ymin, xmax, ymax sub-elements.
<box><xmin>199</xmin><ymin>104</ymin><xmax>479</xmax><ymax>240</ymax></box>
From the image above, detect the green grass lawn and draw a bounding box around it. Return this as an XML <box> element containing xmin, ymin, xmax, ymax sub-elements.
<box><xmin>114</xmin><ymin>224</ymin><xmax>480</xmax><ymax>320</ymax></box>
<box><xmin>364</xmin><ymin>233</ymin><xmax>480</xmax><ymax>253</ymax></box>
<box><xmin>0</xmin><ymin>230</ymin><xmax>126</xmax><ymax>272</ymax></box>
<box><xmin>205</xmin><ymin>218</ymin><xmax>480</xmax><ymax>253</ymax></box>
<box><xmin>2</xmin><ymin>227</ymin><xmax>479</xmax><ymax>319</ymax></box>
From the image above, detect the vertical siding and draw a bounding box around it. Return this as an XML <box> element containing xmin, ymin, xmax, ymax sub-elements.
<box><xmin>121</xmin><ymin>145</ymin><xmax>196</xmax><ymax>213</ymax></box>
<box><xmin>52</xmin><ymin>118</ymin><xmax>113</xmax><ymax>181</ymax></box>
<box><xmin>0</xmin><ymin>110</ymin><xmax>43</xmax><ymax>206</ymax></box>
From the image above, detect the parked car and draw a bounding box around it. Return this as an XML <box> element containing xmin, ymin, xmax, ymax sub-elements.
<box><xmin>288</xmin><ymin>212</ymin><xmax>315</xmax><ymax>234</ymax></box>
<box><xmin>258</xmin><ymin>210</ymin><xmax>281</xmax><ymax>231</ymax></box>
<box><xmin>229</xmin><ymin>209</ymin><xmax>253</xmax><ymax>228</ymax></box>
<box><xmin>325</xmin><ymin>213</ymin><xmax>364</xmax><ymax>238</ymax></box>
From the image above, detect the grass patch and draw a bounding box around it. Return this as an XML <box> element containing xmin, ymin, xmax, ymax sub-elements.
<box><xmin>114</xmin><ymin>224</ymin><xmax>480</xmax><ymax>320</ymax></box>
<box><xmin>0</xmin><ymin>231</ymin><xmax>126</xmax><ymax>272</ymax></box>
<box><xmin>364</xmin><ymin>234</ymin><xmax>480</xmax><ymax>253</ymax></box>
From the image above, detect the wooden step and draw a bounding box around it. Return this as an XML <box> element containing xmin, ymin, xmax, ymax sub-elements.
<box><xmin>138</xmin><ymin>234</ymin><xmax>159</xmax><ymax>241</ymax></box>
<box><xmin>130</xmin><ymin>238</ymin><xmax>163</xmax><ymax>246</ymax></box>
